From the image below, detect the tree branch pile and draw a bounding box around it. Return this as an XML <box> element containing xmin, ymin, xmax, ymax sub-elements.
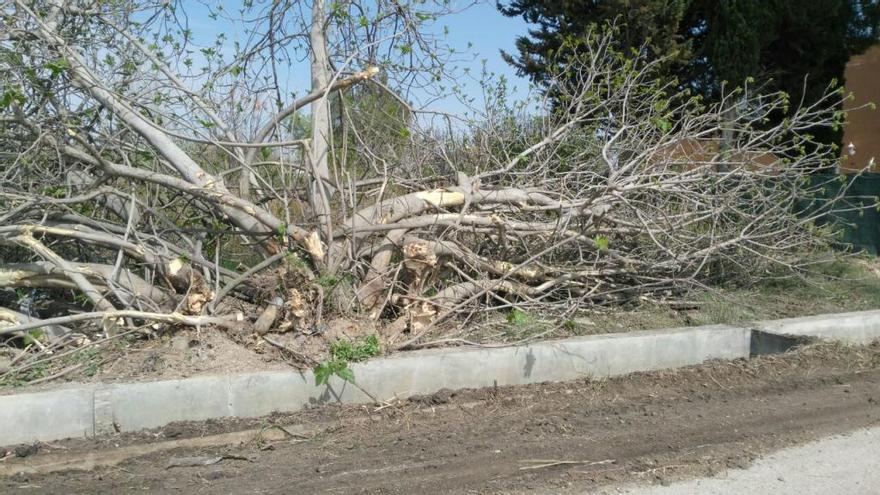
<box><xmin>0</xmin><ymin>2</ymin><xmax>870</xmax><ymax>365</ymax></box>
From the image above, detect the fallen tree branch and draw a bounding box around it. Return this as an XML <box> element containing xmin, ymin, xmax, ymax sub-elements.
<box><xmin>0</xmin><ymin>306</ymin><xmax>73</xmax><ymax>342</ymax></box>
<box><xmin>0</xmin><ymin>310</ymin><xmax>243</xmax><ymax>337</ymax></box>
<box><xmin>12</xmin><ymin>233</ymin><xmax>116</xmax><ymax>312</ymax></box>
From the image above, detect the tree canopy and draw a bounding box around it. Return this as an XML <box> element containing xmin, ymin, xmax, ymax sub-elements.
<box><xmin>499</xmin><ymin>0</ymin><xmax>880</xmax><ymax>146</ymax></box>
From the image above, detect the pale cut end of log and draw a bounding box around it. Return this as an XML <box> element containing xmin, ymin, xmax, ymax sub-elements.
<box><xmin>0</xmin><ymin>310</ymin><xmax>17</xmax><ymax>326</ymax></box>
<box><xmin>403</xmin><ymin>242</ymin><xmax>438</xmax><ymax>270</ymax></box>
<box><xmin>253</xmin><ymin>297</ymin><xmax>283</xmax><ymax>335</ymax></box>
<box><xmin>285</xmin><ymin>290</ymin><xmax>309</xmax><ymax>319</ymax></box>
<box><xmin>304</xmin><ymin>231</ymin><xmax>325</xmax><ymax>262</ymax></box>
<box><xmin>358</xmin><ymin>66</ymin><xmax>380</xmax><ymax>80</ymax></box>
<box><xmin>407</xmin><ymin>300</ymin><xmax>437</xmax><ymax>333</ymax></box>
<box><xmin>167</xmin><ymin>257</ymin><xmax>184</xmax><ymax>276</ymax></box>
<box><xmin>185</xmin><ymin>291</ymin><xmax>215</xmax><ymax>314</ymax></box>
<box><xmin>415</xmin><ymin>190</ymin><xmax>465</xmax><ymax>208</ymax></box>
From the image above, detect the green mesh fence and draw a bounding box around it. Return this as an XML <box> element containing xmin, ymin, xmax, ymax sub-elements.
<box><xmin>808</xmin><ymin>173</ymin><xmax>880</xmax><ymax>255</ymax></box>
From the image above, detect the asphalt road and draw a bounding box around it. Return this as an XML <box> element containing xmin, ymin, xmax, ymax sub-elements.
<box><xmin>599</xmin><ymin>427</ymin><xmax>880</xmax><ymax>495</ymax></box>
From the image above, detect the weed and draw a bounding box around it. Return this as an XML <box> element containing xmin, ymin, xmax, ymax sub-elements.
<box><xmin>330</xmin><ymin>335</ymin><xmax>380</xmax><ymax>362</ymax></box>
<box><xmin>68</xmin><ymin>346</ymin><xmax>101</xmax><ymax>364</ymax></box>
<box><xmin>284</xmin><ymin>251</ymin><xmax>309</xmax><ymax>270</ymax></box>
<box><xmin>67</xmin><ymin>346</ymin><xmax>103</xmax><ymax>378</ymax></box>
<box><xmin>313</xmin><ymin>359</ymin><xmax>355</xmax><ymax>385</ymax></box>
<box><xmin>506</xmin><ymin>309</ymin><xmax>533</xmax><ymax>327</ymax></box>
<box><xmin>21</xmin><ymin>329</ymin><xmax>44</xmax><ymax>347</ymax></box>
<box><xmin>313</xmin><ymin>335</ymin><xmax>381</xmax><ymax>386</ymax></box>
<box><xmin>0</xmin><ymin>361</ymin><xmax>50</xmax><ymax>388</ymax></box>
<box><xmin>40</xmin><ymin>185</ymin><xmax>67</xmax><ymax>198</ymax></box>
<box><xmin>82</xmin><ymin>360</ymin><xmax>102</xmax><ymax>377</ymax></box>
<box><xmin>315</xmin><ymin>272</ymin><xmax>357</xmax><ymax>291</ymax></box>
<box><xmin>315</xmin><ymin>273</ymin><xmax>340</xmax><ymax>289</ymax></box>
<box><xmin>219</xmin><ymin>259</ymin><xmax>239</xmax><ymax>271</ymax></box>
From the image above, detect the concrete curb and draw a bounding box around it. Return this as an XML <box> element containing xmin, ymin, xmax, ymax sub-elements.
<box><xmin>0</xmin><ymin>324</ymin><xmax>749</xmax><ymax>446</ymax></box>
<box><xmin>753</xmin><ymin>310</ymin><xmax>880</xmax><ymax>344</ymax></box>
<box><xmin>0</xmin><ymin>310</ymin><xmax>878</xmax><ymax>447</ymax></box>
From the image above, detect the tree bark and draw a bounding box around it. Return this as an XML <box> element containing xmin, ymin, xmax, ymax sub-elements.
<box><xmin>309</xmin><ymin>0</ymin><xmax>334</xmax><ymax>262</ymax></box>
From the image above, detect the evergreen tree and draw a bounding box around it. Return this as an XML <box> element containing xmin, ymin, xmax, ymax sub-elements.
<box><xmin>499</xmin><ymin>0</ymin><xmax>692</xmax><ymax>86</ymax></box>
<box><xmin>499</xmin><ymin>0</ymin><xmax>880</xmax><ymax>147</ymax></box>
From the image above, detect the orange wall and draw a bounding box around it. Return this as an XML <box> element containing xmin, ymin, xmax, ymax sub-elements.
<box><xmin>843</xmin><ymin>44</ymin><xmax>880</xmax><ymax>172</ymax></box>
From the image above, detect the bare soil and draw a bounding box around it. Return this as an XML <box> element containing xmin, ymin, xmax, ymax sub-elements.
<box><xmin>2</xmin><ymin>342</ymin><xmax>879</xmax><ymax>494</ymax></box>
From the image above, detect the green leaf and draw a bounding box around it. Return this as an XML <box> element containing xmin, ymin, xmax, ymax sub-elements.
<box><xmin>336</xmin><ymin>366</ymin><xmax>355</xmax><ymax>383</ymax></box>
<box><xmin>314</xmin><ymin>363</ymin><xmax>331</xmax><ymax>385</ymax></box>
<box><xmin>594</xmin><ymin>235</ymin><xmax>610</xmax><ymax>251</ymax></box>
<box><xmin>314</xmin><ymin>359</ymin><xmax>356</xmax><ymax>385</ymax></box>
<box><xmin>45</xmin><ymin>58</ymin><xmax>70</xmax><ymax>76</ymax></box>
<box><xmin>0</xmin><ymin>88</ymin><xmax>26</xmax><ymax>109</ymax></box>
<box><xmin>651</xmin><ymin>117</ymin><xmax>672</xmax><ymax>133</ymax></box>
<box><xmin>22</xmin><ymin>329</ymin><xmax>44</xmax><ymax>346</ymax></box>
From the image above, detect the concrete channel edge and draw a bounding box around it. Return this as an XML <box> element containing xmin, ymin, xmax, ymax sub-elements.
<box><xmin>1</xmin><ymin>310</ymin><xmax>879</xmax><ymax>447</ymax></box>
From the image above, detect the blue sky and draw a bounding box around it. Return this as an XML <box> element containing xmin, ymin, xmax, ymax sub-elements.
<box><xmin>180</xmin><ymin>1</ymin><xmax>532</xmax><ymax>116</ymax></box>
<box><xmin>434</xmin><ymin>1</ymin><xmax>532</xmax><ymax>113</ymax></box>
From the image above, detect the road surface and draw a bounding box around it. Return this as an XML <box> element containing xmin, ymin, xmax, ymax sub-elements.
<box><xmin>598</xmin><ymin>427</ymin><xmax>880</xmax><ymax>495</ymax></box>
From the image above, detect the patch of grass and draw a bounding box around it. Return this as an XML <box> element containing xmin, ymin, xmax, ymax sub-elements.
<box><xmin>506</xmin><ymin>309</ymin><xmax>534</xmax><ymax>327</ymax></box>
<box><xmin>315</xmin><ymin>272</ymin><xmax>357</xmax><ymax>295</ymax></box>
<box><xmin>68</xmin><ymin>346</ymin><xmax>101</xmax><ymax>364</ymax></box>
<box><xmin>284</xmin><ymin>252</ymin><xmax>310</xmax><ymax>270</ymax></box>
<box><xmin>66</xmin><ymin>346</ymin><xmax>104</xmax><ymax>378</ymax></box>
<box><xmin>314</xmin><ymin>335</ymin><xmax>381</xmax><ymax>386</ymax></box>
<box><xmin>0</xmin><ymin>361</ymin><xmax>50</xmax><ymax>388</ymax></box>
<box><xmin>315</xmin><ymin>273</ymin><xmax>340</xmax><ymax>289</ymax></box>
<box><xmin>0</xmin><ymin>343</ymin><xmax>112</xmax><ymax>388</ymax></box>
<box><xmin>219</xmin><ymin>259</ymin><xmax>239</xmax><ymax>271</ymax></box>
<box><xmin>329</xmin><ymin>335</ymin><xmax>380</xmax><ymax>362</ymax></box>
<box><xmin>725</xmin><ymin>257</ymin><xmax>880</xmax><ymax>321</ymax></box>
<box><xmin>453</xmin><ymin>257</ymin><xmax>880</xmax><ymax>343</ymax></box>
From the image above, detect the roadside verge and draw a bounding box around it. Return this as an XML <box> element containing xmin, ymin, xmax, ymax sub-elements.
<box><xmin>2</xmin><ymin>310</ymin><xmax>878</xmax><ymax>447</ymax></box>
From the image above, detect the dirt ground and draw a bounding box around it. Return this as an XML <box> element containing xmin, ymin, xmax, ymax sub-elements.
<box><xmin>2</xmin><ymin>342</ymin><xmax>879</xmax><ymax>494</ymax></box>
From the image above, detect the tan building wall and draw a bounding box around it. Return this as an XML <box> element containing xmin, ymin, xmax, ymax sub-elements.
<box><xmin>843</xmin><ymin>44</ymin><xmax>880</xmax><ymax>172</ymax></box>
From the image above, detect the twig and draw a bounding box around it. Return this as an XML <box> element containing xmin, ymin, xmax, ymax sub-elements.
<box><xmin>25</xmin><ymin>362</ymin><xmax>84</xmax><ymax>385</ymax></box>
<box><xmin>519</xmin><ymin>458</ymin><xmax>615</xmax><ymax>470</ymax></box>
<box><xmin>261</xmin><ymin>335</ymin><xmax>318</xmax><ymax>367</ymax></box>
<box><xmin>2</xmin><ymin>327</ymin><xmax>140</xmax><ymax>378</ymax></box>
<box><xmin>23</xmin><ymin>355</ymin><xmax>113</xmax><ymax>386</ymax></box>
<box><xmin>210</xmin><ymin>251</ymin><xmax>287</xmax><ymax>312</ymax></box>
